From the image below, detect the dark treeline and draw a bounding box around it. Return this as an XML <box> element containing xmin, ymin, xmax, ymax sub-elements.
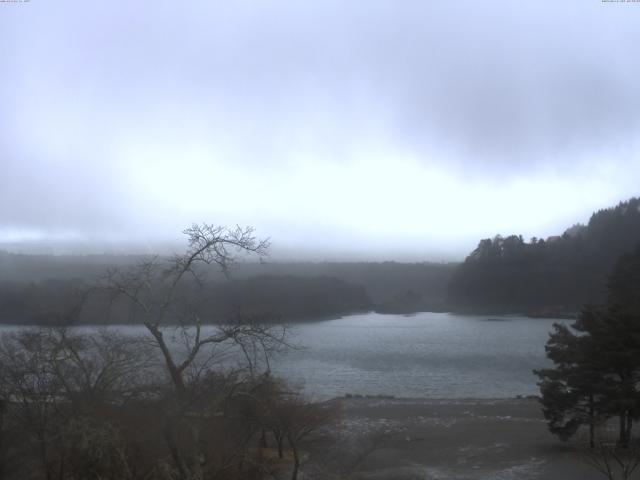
<box><xmin>8</xmin><ymin>196</ymin><xmax>640</xmax><ymax>322</ymax></box>
<box><xmin>448</xmin><ymin>197</ymin><xmax>640</xmax><ymax>315</ymax></box>
<box><xmin>205</xmin><ymin>275</ymin><xmax>372</xmax><ymax>320</ymax></box>
<box><xmin>0</xmin><ymin>253</ymin><xmax>456</xmax><ymax>324</ymax></box>
<box><xmin>230</xmin><ymin>262</ymin><xmax>457</xmax><ymax>307</ymax></box>
<box><xmin>0</xmin><ymin>252</ymin><xmax>457</xmax><ymax>304</ymax></box>
<box><xmin>0</xmin><ymin>275</ymin><xmax>372</xmax><ymax>326</ymax></box>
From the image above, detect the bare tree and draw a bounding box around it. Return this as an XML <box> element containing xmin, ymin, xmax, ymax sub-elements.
<box><xmin>0</xmin><ymin>225</ymin><xmax>314</xmax><ymax>480</ymax></box>
<box><xmin>101</xmin><ymin>224</ymin><xmax>275</xmax><ymax>399</ymax></box>
<box><xmin>0</xmin><ymin>330</ymin><xmax>62</xmax><ymax>480</ymax></box>
<box><xmin>47</xmin><ymin>328</ymin><xmax>159</xmax><ymax>407</ymax></box>
<box><xmin>256</xmin><ymin>386</ymin><xmax>336</xmax><ymax>480</ymax></box>
<box><xmin>285</xmin><ymin>399</ymin><xmax>336</xmax><ymax>480</ymax></box>
<box><xmin>97</xmin><ymin>224</ymin><xmax>301</xmax><ymax>479</ymax></box>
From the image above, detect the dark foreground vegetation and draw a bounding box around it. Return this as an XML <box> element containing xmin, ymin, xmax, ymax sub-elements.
<box><xmin>0</xmin><ymin>328</ymin><xmax>337</xmax><ymax>480</ymax></box>
<box><xmin>530</xmin><ymin>244</ymin><xmax>640</xmax><ymax>480</ymax></box>
<box><xmin>536</xmin><ymin>247</ymin><xmax>640</xmax><ymax>447</ymax></box>
<box><xmin>0</xmin><ymin>224</ymin><xmax>339</xmax><ymax>480</ymax></box>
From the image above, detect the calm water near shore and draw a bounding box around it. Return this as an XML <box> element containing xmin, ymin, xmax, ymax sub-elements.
<box><xmin>0</xmin><ymin>312</ymin><xmax>569</xmax><ymax>400</ymax></box>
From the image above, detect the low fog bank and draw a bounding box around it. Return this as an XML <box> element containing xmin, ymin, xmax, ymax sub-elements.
<box><xmin>3</xmin><ymin>195</ymin><xmax>639</xmax><ymax>325</ymax></box>
<box><xmin>0</xmin><ymin>253</ymin><xmax>457</xmax><ymax>325</ymax></box>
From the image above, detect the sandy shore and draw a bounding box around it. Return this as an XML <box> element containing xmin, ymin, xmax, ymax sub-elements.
<box><xmin>298</xmin><ymin>396</ymin><xmax>607</xmax><ymax>480</ymax></box>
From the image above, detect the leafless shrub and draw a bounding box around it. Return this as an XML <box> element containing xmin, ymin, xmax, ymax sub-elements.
<box><xmin>0</xmin><ymin>328</ymin><xmax>158</xmax><ymax>479</ymax></box>
<box><xmin>582</xmin><ymin>442</ymin><xmax>640</xmax><ymax>480</ymax></box>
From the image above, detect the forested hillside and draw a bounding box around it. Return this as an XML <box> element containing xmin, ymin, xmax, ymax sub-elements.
<box><xmin>0</xmin><ymin>252</ymin><xmax>456</xmax><ymax>322</ymax></box>
<box><xmin>0</xmin><ymin>275</ymin><xmax>372</xmax><ymax>325</ymax></box>
<box><xmin>447</xmin><ymin>197</ymin><xmax>640</xmax><ymax>315</ymax></box>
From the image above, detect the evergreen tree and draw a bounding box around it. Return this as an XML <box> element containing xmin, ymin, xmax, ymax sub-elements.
<box><xmin>535</xmin><ymin>312</ymin><xmax>605</xmax><ymax>448</ymax></box>
<box><xmin>536</xmin><ymin>247</ymin><xmax>640</xmax><ymax>447</ymax></box>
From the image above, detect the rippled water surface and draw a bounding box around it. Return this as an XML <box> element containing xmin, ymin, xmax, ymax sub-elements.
<box><xmin>0</xmin><ymin>312</ymin><xmax>569</xmax><ymax>400</ymax></box>
<box><xmin>269</xmin><ymin>312</ymin><xmax>569</xmax><ymax>399</ymax></box>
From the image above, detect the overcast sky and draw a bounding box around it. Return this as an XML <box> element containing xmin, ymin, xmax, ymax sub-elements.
<box><xmin>1</xmin><ymin>0</ymin><xmax>639</xmax><ymax>260</ymax></box>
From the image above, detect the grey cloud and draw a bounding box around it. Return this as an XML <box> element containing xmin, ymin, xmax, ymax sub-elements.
<box><xmin>5</xmin><ymin>0</ymin><xmax>639</xmax><ymax>167</ymax></box>
<box><xmin>0</xmin><ymin>0</ymin><xmax>639</xmax><ymax>257</ymax></box>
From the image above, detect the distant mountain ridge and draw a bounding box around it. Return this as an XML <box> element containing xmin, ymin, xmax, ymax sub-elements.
<box><xmin>447</xmin><ymin>197</ymin><xmax>640</xmax><ymax>315</ymax></box>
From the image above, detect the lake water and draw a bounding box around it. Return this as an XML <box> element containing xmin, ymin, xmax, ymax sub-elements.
<box><xmin>0</xmin><ymin>312</ymin><xmax>569</xmax><ymax>400</ymax></box>
<box><xmin>269</xmin><ymin>312</ymin><xmax>569</xmax><ymax>400</ymax></box>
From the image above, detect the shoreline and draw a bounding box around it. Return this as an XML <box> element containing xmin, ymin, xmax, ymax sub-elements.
<box><xmin>0</xmin><ymin>308</ymin><xmax>576</xmax><ymax>327</ymax></box>
<box><xmin>301</xmin><ymin>396</ymin><xmax>603</xmax><ymax>479</ymax></box>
